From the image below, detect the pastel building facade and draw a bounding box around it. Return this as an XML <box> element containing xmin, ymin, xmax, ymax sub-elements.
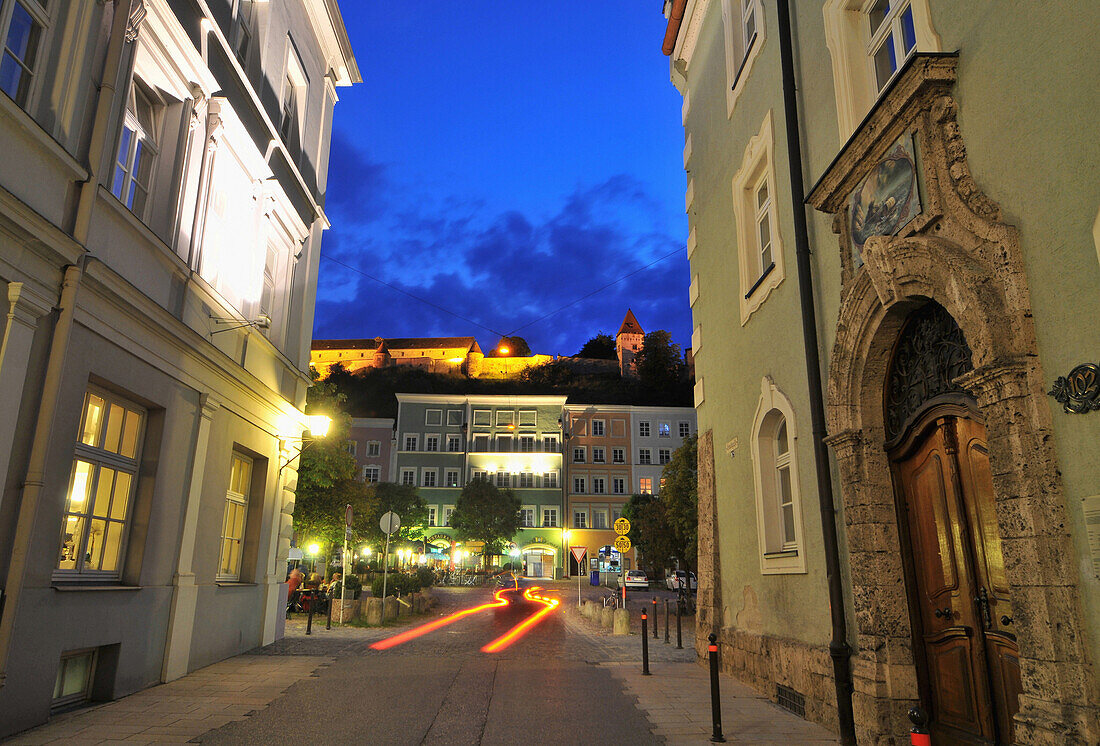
<box><xmin>348</xmin><ymin>418</ymin><xmax>395</xmax><ymax>484</ymax></box>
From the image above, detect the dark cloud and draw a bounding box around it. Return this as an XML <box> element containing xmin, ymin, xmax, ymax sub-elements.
<box><xmin>314</xmin><ymin>174</ymin><xmax>691</xmax><ymax>357</ymax></box>
<box><xmin>323</xmin><ymin>127</ymin><xmax>388</xmax><ymax>223</ymax></box>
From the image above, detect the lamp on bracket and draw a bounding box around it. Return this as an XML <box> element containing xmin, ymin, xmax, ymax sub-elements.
<box><xmin>209</xmin><ymin>313</ymin><xmax>272</xmax><ymax>336</ymax></box>
<box><xmin>278</xmin><ymin>414</ymin><xmax>333</xmax><ymax>474</ymax></box>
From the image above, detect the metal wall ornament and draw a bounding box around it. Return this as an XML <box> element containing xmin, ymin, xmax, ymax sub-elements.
<box><xmin>884</xmin><ymin>302</ymin><xmax>974</xmax><ymax>440</ymax></box>
<box><xmin>1048</xmin><ymin>363</ymin><xmax>1100</xmax><ymax>414</ymax></box>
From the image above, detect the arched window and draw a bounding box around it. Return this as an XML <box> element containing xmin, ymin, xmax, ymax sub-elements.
<box><xmin>751</xmin><ymin>378</ymin><xmax>806</xmax><ymax>574</ymax></box>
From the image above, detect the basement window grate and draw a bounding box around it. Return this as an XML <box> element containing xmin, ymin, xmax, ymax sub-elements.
<box><xmin>776</xmin><ymin>684</ymin><xmax>806</xmax><ymax>718</ymax></box>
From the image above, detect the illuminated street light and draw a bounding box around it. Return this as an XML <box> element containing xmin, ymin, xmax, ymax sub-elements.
<box><xmin>306</xmin><ymin>414</ymin><xmax>332</xmax><ymax>437</ymax></box>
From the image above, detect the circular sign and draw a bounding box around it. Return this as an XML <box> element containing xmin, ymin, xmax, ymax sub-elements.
<box><xmin>345</xmin><ymin>504</ymin><xmax>354</xmax><ymax>528</ymax></box>
<box><xmin>613</xmin><ymin>517</ymin><xmax>631</xmax><ymax>536</ymax></box>
<box><xmin>380</xmin><ymin>511</ymin><xmax>401</xmax><ymax>535</ymax></box>
<box><xmin>613</xmin><ymin>535</ymin><xmax>631</xmax><ymax>553</ymax></box>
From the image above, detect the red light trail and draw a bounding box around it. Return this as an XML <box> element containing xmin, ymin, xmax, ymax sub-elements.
<box><xmin>481</xmin><ymin>588</ymin><xmax>560</xmax><ymax>653</ymax></box>
<box><xmin>369</xmin><ymin>588</ymin><xmax>514</xmax><ymax>650</ymax></box>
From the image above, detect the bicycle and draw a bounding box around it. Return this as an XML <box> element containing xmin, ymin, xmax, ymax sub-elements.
<box><xmin>602</xmin><ymin>591</ymin><xmax>620</xmax><ymax>609</ymax></box>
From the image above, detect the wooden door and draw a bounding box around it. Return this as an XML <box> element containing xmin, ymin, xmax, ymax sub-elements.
<box><xmin>893</xmin><ymin>416</ymin><xmax>1022</xmax><ymax>744</ymax></box>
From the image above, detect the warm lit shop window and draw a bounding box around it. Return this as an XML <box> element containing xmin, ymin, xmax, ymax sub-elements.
<box><xmin>56</xmin><ymin>390</ymin><xmax>144</xmax><ymax>578</ymax></box>
<box><xmin>218</xmin><ymin>453</ymin><xmax>253</xmax><ymax>581</ymax></box>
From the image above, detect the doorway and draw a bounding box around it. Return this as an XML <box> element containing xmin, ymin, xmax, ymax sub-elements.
<box><xmin>891</xmin><ymin>411</ymin><xmax>1022</xmax><ymax>743</ymax></box>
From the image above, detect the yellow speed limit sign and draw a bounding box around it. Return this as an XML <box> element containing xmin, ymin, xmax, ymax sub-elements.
<box><xmin>613</xmin><ymin>517</ymin><xmax>631</xmax><ymax>535</ymax></box>
<box><xmin>613</xmin><ymin>535</ymin><xmax>632</xmax><ymax>553</ymax></box>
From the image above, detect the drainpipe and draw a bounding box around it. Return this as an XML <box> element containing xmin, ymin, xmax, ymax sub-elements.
<box><xmin>775</xmin><ymin>2</ymin><xmax>856</xmax><ymax>743</ymax></box>
<box><xmin>0</xmin><ymin>0</ymin><xmax>134</xmax><ymax>690</ymax></box>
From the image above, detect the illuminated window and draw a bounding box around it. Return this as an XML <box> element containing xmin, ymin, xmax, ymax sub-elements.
<box><xmin>639</xmin><ymin>477</ymin><xmax>652</xmax><ymax>495</ymax></box>
<box><xmin>111</xmin><ymin>83</ymin><xmax>160</xmax><ymax>218</ymax></box>
<box><xmin>445</xmin><ymin>469</ymin><xmax>459</xmax><ymax>487</ymax></box>
<box><xmin>422</xmin><ymin>470</ymin><xmax>436</xmax><ymax>488</ymax></box>
<box><xmin>613</xmin><ymin>478</ymin><xmax>625</xmax><ymax>495</ymax></box>
<box><xmin>362</xmin><ymin>466</ymin><xmax>380</xmax><ymax>483</ymax></box>
<box><xmin>0</xmin><ymin>0</ymin><xmax>46</xmax><ymax>108</ymax></box>
<box><xmin>542</xmin><ymin>507</ymin><xmax>558</xmax><ymax>528</ymax></box>
<box><xmin>638</xmin><ymin>421</ymin><xmax>650</xmax><ymax>437</ymax></box>
<box><xmin>56</xmin><ymin>390</ymin><xmax>144</xmax><ymax>579</ymax></box>
<box><xmin>218</xmin><ymin>453</ymin><xmax>252</xmax><ymax>581</ymax></box>
<box><xmin>638</xmin><ymin>449</ymin><xmax>651</xmax><ymax>465</ymax></box>
<box><xmin>592</xmin><ymin>447</ymin><xmax>605</xmax><ymax>463</ymax></box>
<box><xmin>591</xmin><ymin>420</ymin><xmax>605</xmax><ymax>436</ymax></box>
<box><xmin>659</xmin><ymin>422</ymin><xmax>671</xmax><ymax>438</ymax></box>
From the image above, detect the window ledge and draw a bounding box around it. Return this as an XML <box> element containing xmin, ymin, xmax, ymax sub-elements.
<box><xmin>52</xmin><ymin>583</ymin><xmax>142</xmax><ymax>592</ymax></box>
<box><xmin>216</xmin><ymin>581</ymin><xmax>258</xmax><ymax>587</ymax></box>
<box><xmin>763</xmin><ymin>549</ymin><xmax>799</xmax><ymax>559</ymax></box>
<box><xmin>745</xmin><ymin>263</ymin><xmax>777</xmax><ymax>299</ymax></box>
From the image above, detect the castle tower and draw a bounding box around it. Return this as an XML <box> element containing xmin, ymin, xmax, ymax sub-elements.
<box><xmin>616</xmin><ymin>309</ymin><xmax>644</xmax><ymax>377</ymax></box>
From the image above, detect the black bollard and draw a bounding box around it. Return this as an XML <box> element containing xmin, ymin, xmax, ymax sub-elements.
<box><xmin>652</xmin><ymin>597</ymin><xmax>659</xmax><ymax>638</ymax></box>
<box><xmin>664</xmin><ymin>599</ymin><xmax>670</xmax><ymax>644</ymax></box>
<box><xmin>676</xmin><ymin>598</ymin><xmax>683</xmax><ymax>649</ymax></box>
<box><xmin>908</xmin><ymin>706</ymin><xmax>930</xmax><ymax>746</ymax></box>
<box><xmin>326</xmin><ymin>591</ymin><xmax>333</xmax><ymax>630</ymax></box>
<box><xmin>641</xmin><ymin>612</ymin><xmax>651</xmax><ymax>675</ymax></box>
<box><xmin>306</xmin><ymin>592</ymin><xmax>315</xmax><ymax>635</ymax></box>
<box><xmin>708</xmin><ymin>633</ymin><xmax>725</xmax><ymax>742</ymax></box>
<box><xmin>396</xmin><ymin>591</ymin><xmax>401</xmax><ymax>618</ymax></box>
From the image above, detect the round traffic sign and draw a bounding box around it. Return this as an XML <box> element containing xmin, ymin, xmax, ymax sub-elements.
<box><xmin>380</xmin><ymin>511</ymin><xmax>400</xmax><ymax>535</ymax></box>
<box><xmin>613</xmin><ymin>535</ymin><xmax>631</xmax><ymax>553</ymax></box>
<box><xmin>613</xmin><ymin>517</ymin><xmax>631</xmax><ymax>535</ymax></box>
<box><xmin>345</xmin><ymin>504</ymin><xmax>353</xmax><ymax>528</ymax></box>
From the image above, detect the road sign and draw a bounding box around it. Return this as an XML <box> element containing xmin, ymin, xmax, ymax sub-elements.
<box><xmin>345</xmin><ymin>504</ymin><xmax>353</xmax><ymax>527</ymax></box>
<box><xmin>570</xmin><ymin>546</ymin><xmax>587</xmax><ymax>564</ymax></box>
<box><xmin>380</xmin><ymin>511</ymin><xmax>400</xmax><ymax>535</ymax></box>
<box><xmin>613</xmin><ymin>535</ymin><xmax>631</xmax><ymax>553</ymax></box>
<box><xmin>613</xmin><ymin>517</ymin><xmax>631</xmax><ymax>535</ymax></box>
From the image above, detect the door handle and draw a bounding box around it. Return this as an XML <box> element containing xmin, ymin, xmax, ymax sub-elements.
<box><xmin>1000</xmin><ymin>615</ymin><xmax>1014</xmax><ymax>626</ymax></box>
<box><xmin>975</xmin><ymin>587</ymin><xmax>993</xmax><ymax>630</ymax></box>
<box><xmin>933</xmin><ymin>607</ymin><xmax>952</xmax><ymax>619</ymax></box>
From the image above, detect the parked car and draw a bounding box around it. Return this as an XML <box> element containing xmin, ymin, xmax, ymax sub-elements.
<box><xmin>665</xmin><ymin>570</ymin><xmax>697</xmax><ymax>590</ymax></box>
<box><xmin>618</xmin><ymin>570</ymin><xmax>649</xmax><ymax>590</ymax></box>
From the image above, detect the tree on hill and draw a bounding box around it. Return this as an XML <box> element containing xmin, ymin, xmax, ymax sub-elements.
<box><xmin>576</xmin><ymin>333</ymin><xmax>617</xmax><ymax>360</ymax></box>
<box><xmin>450</xmin><ymin>477</ymin><xmax>521</xmax><ymax>567</ymax></box>
<box><xmin>633</xmin><ymin>330</ymin><xmax>685</xmax><ymax>392</ymax></box>
<box><xmin>488</xmin><ymin>335</ymin><xmax>532</xmax><ymax>357</ymax></box>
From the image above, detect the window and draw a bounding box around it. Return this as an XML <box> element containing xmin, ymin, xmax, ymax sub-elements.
<box><xmin>422</xmin><ymin>470</ymin><xmax>437</xmax><ymax>487</ymax></box>
<box><xmin>444</xmin><ymin>506</ymin><xmax>455</xmax><ymax>526</ymax></box>
<box><xmin>612</xmin><ymin>478</ymin><xmax>625</xmax><ymax>495</ymax></box>
<box><xmin>345</xmin><ymin>440</ymin><xmax>357</xmax><ymax>457</ymax></box>
<box><xmin>519</xmin><ymin>435</ymin><xmax>535</xmax><ymax>452</ymax></box>
<box><xmin>611</xmin><ymin>506</ymin><xmax>623</xmax><ymax>523</ymax></box>
<box><xmin>111</xmin><ymin>83</ymin><xmax>160</xmax><ymax>217</ymax></box>
<box><xmin>866</xmin><ymin>0</ymin><xmax>917</xmax><ymax>93</ymax></box>
<box><xmin>495</xmin><ymin>471</ymin><xmax>510</xmax><ymax>488</ymax></box>
<box><xmin>543</xmin><ymin>471</ymin><xmax>558</xmax><ymax>488</ymax></box>
<box><xmin>519</xmin><ymin>410</ymin><xmax>536</xmax><ymax>426</ymax></box>
<box><xmin>473</xmin><ymin>410</ymin><xmax>491</xmax><ymax>426</ymax></box>
<box><xmin>425</xmin><ymin>435</ymin><xmax>439</xmax><ymax>452</ymax></box>
<box><xmin>591</xmin><ymin>420</ymin><xmax>605</xmax><ymax>436</ymax></box>
<box><xmin>447</xmin><ymin>435</ymin><xmax>462</xmax><ymax>452</ymax></box>
<box><xmin>425</xmin><ymin>409</ymin><xmax>443</xmax><ymax>426</ymax></box>
<box><xmin>497</xmin><ymin>434</ymin><xmax>513</xmax><ymax>452</ymax></box>
<box><xmin>258</xmin><ymin>243</ymin><xmax>281</xmax><ymax>342</ymax></box>
<box><xmin>751</xmin><ymin>377</ymin><xmax>806</xmax><ymax>573</ymax></box>
<box><xmin>53</xmin><ymin>649</ymin><xmax>96</xmax><ymax>711</ymax></box>
<box><xmin>445</xmin><ymin>469</ymin><xmax>459</xmax><ymax>488</ymax></box>
<box><xmin>518</xmin><ymin>472</ymin><xmax>534</xmax><ymax>488</ymax></box>
<box><xmin>218</xmin><ymin>453</ymin><xmax>252</xmax><ymax>581</ymax></box>
<box><xmin>367</xmin><ymin>441</ymin><xmax>381</xmax><ymax>457</ymax></box>
<box><xmin>638</xmin><ymin>421</ymin><xmax>650</xmax><ymax>437</ymax></box>
<box><xmin>679</xmin><ymin>422</ymin><xmax>691</xmax><ymax>438</ymax></box>
<box><xmin>474</xmin><ymin>435</ymin><xmax>489</xmax><ymax>452</ymax></box>
<box><xmin>401</xmin><ymin>469</ymin><xmax>416</xmax><ymax>487</ymax></box>
<box><xmin>279</xmin><ymin>70</ymin><xmax>303</xmax><ymax>146</ymax></box>
<box><xmin>428</xmin><ymin>507</ymin><xmax>437</xmax><ymax>527</ymax></box>
<box><xmin>573</xmin><ymin>477</ymin><xmax>586</xmax><ymax>494</ymax></box>
<box><xmin>573</xmin><ymin>447</ymin><xmax>586</xmax><ymax>463</ymax></box>
<box><xmin>447</xmin><ymin>410</ymin><xmax>463</xmax><ymax>426</ymax></box>
<box><xmin>362</xmin><ymin>466</ymin><xmax>380</xmax><ymax>483</ymax></box>
<box><xmin>543</xmin><ymin>434</ymin><xmax>559</xmax><ymax>452</ymax></box>
<box><xmin>231</xmin><ymin>0</ymin><xmax>254</xmax><ymax>66</ymax></box>
<box><xmin>732</xmin><ymin>112</ymin><xmax>785</xmax><ymax>323</ymax></box>
<box><xmin>612</xmin><ymin>448</ymin><xmax>625</xmax><ymax>464</ymax></box>
<box><xmin>519</xmin><ymin>507</ymin><xmax>535</xmax><ymax>527</ymax></box>
<box><xmin>659</xmin><ymin>422</ymin><xmax>671</xmax><ymax>438</ymax></box>
<box><xmin>573</xmin><ymin>509</ymin><xmax>588</xmax><ymax>529</ymax></box>
<box><xmin>471</xmin><ymin>469</ymin><xmax>487</xmax><ymax>482</ymax></box>
<box><xmin>659</xmin><ymin>449</ymin><xmax>671</xmax><ymax>465</ymax></box>
<box><xmin>542</xmin><ymin>507</ymin><xmax>558</xmax><ymax>528</ymax></box>
<box><xmin>592</xmin><ymin>509</ymin><xmax>609</xmax><ymax>529</ymax></box>
<box><xmin>638</xmin><ymin>449</ymin><xmax>651</xmax><ymax>465</ymax></box>
<box><xmin>57</xmin><ymin>390</ymin><xmax>144</xmax><ymax>578</ymax></box>
<box><xmin>592</xmin><ymin>477</ymin><xmax>606</xmax><ymax>495</ymax></box>
<box><xmin>403</xmin><ymin>434</ymin><xmax>418</xmax><ymax>451</ymax></box>
<box><xmin>496</xmin><ymin>410</ymin><xmax>514</xmax><ymax>426</ymax></box>
<box><xmin>0</xmin><ymin>0</ymin><xmax>45</xmax><ymax>108</ymax></box>
<box><xmin>721</xmin><ymin>0</ymin><xmax>765</xmax><ymax>115</ymax></box>
<box><xmin>639</xmin><ymin>478</ymin><xmax>652</xmax><ymax>495</ymax></box>
<box><xmin>592</xmin><ymin>447</ymin><xmax>605</xmax><ymax>463</ymax></box>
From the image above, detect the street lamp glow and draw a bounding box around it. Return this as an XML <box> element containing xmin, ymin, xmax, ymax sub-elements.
<box><xmin>563</xmin><ymin>530</ymin><xmax>571</xmax><ymax>542</ymax></box>
<box><xmin>306</xmin><ymin>414</ymin><xmax>332</xmax><ymax>437</ymax></box>
<box><xmin>499</xmin><ymin>346</ymin><xmax>509</xmax><ymax>355</ymax></box>
<box><xmin>308</xmin><ymin>543</ymin><xmax>320</xmax><ymax>556</ymax></box>
<box><xmin>362</xmin><ymin>546</ymin><xmax>371</xmax><ymax>556</ymax></box>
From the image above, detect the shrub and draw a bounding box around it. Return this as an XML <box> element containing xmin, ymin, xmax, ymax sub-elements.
<box><xmin>415</xmin><ymin>566</ymin><xmax>435</xmax><ymax>589</ymax></box>
<box><xmin>371</xmin><ymin>572</ymin><xmax>421</xmax><ymax>598</ymax></box>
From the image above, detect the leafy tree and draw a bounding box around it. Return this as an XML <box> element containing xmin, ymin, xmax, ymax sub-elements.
<box><xmin>361</xmin><ymin>481</ymin><xmax>428</xmax><ymax>547</ymax></box>
<box><xmin>450</xmin><ymin>477</ymin><xmax>521</xmax><ymax>567</ymax></box>
<box><xmin>488</xmin><ymin>335</ymin><xmax>532</xmax><ymax>357</ymax></box>
<box><xmin>660</xmin><ymin>435</ymin><xmax>698</xmax><ymax>570</ymax></box>
<box><xmin>576</xmin><ymin>333</ymin><xmax>617</xmax><ymax>360</ymax></box>
<box><xmin>623</xmin><ymin>493</ymin><xmax>678</xmax><ymax>578</ymax></box>
<box><xmin>632</xmin><ymin>330</ymin><xmax>685</xmax><ymax>392</ymax></box>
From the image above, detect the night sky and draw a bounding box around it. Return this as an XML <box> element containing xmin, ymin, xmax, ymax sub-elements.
<box><xmin>313</xmin><ymin>3</ymin><xmax>690</xmax><ymax>357</ymax></box>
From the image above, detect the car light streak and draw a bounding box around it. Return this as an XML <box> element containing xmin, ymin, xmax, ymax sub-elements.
<box><xmin>370</xmin><ymin>588</ymin><xmax>514</xmax><ymax>650</ymax></box>
<box><xmin>481</xmin><ymin>587</ymin><xmax>560</xmax><ymax>653</ymax></box>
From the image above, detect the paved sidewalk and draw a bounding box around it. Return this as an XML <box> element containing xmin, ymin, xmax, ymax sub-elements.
<box><xmin>605</xmin><ymin>660</ymin><xmax>840</xmax><ymax>745</ymax></box>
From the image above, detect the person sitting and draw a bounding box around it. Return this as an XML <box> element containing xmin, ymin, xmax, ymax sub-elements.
<box><xmin>286</xmin><ymin>567</ymin><xmax>305</xmax><ymax>616</ymax></box>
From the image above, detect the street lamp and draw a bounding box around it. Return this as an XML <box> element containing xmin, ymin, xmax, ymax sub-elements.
<box><xmin>307</xmin><ymin>542</ymin><xmax>320</xmax><ymax>573</ymax></box>
<box><xmin>278</xmin><ymin>414</ymin><xmax>334</xmax><ymax>474</ymax></box>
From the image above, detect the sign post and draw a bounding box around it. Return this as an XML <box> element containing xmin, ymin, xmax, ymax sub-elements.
<box><xmin>613</xmin><ymin>518</ymin><xmax>631</xmax><ymax>605</ymax></box>
<box><xmin>340</xmin><ymin>504</ymin><xmax>352</xmax><ymax>625</ymax></box>
<box><xmin>570</xmin><ymin>546</ymin><xmax>587</xmax><ymax>607</ymax></box>
<box><xmin>380</xmin><ymin>511</ymin><xmax>400</xmax><ymax>602</ymax></box>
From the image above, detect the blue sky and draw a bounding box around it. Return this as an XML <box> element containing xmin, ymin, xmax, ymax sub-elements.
<box><xmin>314</xmin><ymin>2</ymin><xmax>690</xmax><ymax>357</ymax></box>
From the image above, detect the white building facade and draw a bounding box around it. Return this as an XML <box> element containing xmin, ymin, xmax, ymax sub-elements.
<box><xmin>0</xmin><ymin>0</ymin><xmax>358</xmax><ymax>736</ymax></box>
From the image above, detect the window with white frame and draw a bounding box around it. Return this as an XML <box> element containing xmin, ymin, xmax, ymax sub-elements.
<box><xmin>495</xmin><ymin>471</ymin><xmax>510</xmax><ymax>488</ymax></box>
<box><xmin>279</xmin><ymin>74</ymin><xmax>297</xmax><ymax>144</ymax></box>
<box><xmin>446</xmin><ymin>410</ymin><xmax>463</xmax><ymax>426</ymax></box>
<box><xmin>612</xmin><ymin>448</ymin><xmax>625</xmax><ymax>464</ymax></box>
<box><xmin>471</xmin><ymin>469</ymin><xmax>487</xmax><ymax>482</ymax></box>
<box><xmin>258</xmin><ymin>243</ymin><xmax>283</xmax><ymax>343</ymax></box>
<box><xmin>638</xmin><ymin>449</ymin><xmax>651</xmax><ymax>465</ymax></box>
<box><xmin>733</xmin><ymin>111</ymin><xmax>785</xmax><ymax>324</ymax></box>
<box><xmin>519</xmin><ymin>435</ymin><xmax>535</xmax><ymax>452</ymax></box>
<box><xmin>444</xmin><ymin>469</ymin><xmax>459</xmax><ymax>487</ymax></box>
<box><xmin>573</xmin><ymin>476</ymin><xmax>586</xmax><ymax>494</ymax></box>
<box><xmin>519</xmin><ymin>410</ymin><xmax>536</xmax><ymax>426</ymax></box>
<box><xmin>659</xmin><ymin>449</ymin><xmax>671</xmax><ymax>465</ymax></box>
<box><xmin>57</xmin><ymin>390</ymin><xmax>144</xmax><ymax>578</ymax></box>
<box><xmin>0</xmin><ymin>0</ymin><xmax>47</xmax><ymax>109</ymax></box>
<box><xmin>497</xmin><ymin>434</ymin><xmax>513</xmax><ymax>452</ymax></box>
<box><xmin>659</xmin><ymin>422</ymin><xmax>670</xmax><ymax>438</ymax></box>
<box><xmin>446</xmin><ymin>435</ymin><xmax>462</xmax><ymax>452</ymax></box>
<box><xmin>444</xmin><ymin>505</ymin><xmax>455</xmax><ymax>526</ymax></box>
<box><xmin>639</xmin><ymin>477</ymin><xmax>652</xmax><ymax>495</ymax></box>
<box><xmin>638</xmin><ymin>421</ymin><xmax>650</xmax><ymax>437</ymax></box>
<box><xmin>592</xmin><ymin>447</ymin><xmax>605</xmax><ymax>463</ymax></box>
<box><xmin>474</xmin><ymin>435</ymin><xmax>489</xmax><ymax>452</ymax></box>
<box><xmin>543</xmin><ymin>471</ymin><xmax>558</xmax><ymax>488</ymax></box>
<box><xmin>400</xmin><ymin>468</ymin><xmax>416</xmax><ymax>487</ymax></box>
<box><xmin>751</xmin><ymin>377</ymin><xmax>806</xmax><ymax>573</ymax></box>
<box><xmin>496</xmin><ymin>410</ymin><xmax>514</xmax><ymax>426</ymax></box>
<box><xmin>362</xmin><ymin>466</ymin><xmax>380</xmax><ymax>483</ymax></box>
<box><xmin>866</xmin><ymin>0</ymin><xmax>917</xmax><ymax>93</ymax></box>
<box><xmin>231</xmin><ymin>0</ymin><xmax>254</xmax><ymax>66</ymax></box>
<box><xmin>613</xmin><ymin>478</ymin><xmax>625</xmax><ymax>495</ymax></box>
<box><xmin>721</xmin><ymin>0</ymin><xmax>765</xmax><ymax>115</ymax></box>
<box><xmin>542</xmin><ymin>507</ymin><xmax>558</xmax><ymax>528</ymax></box>
<box><xmin>518</xmin><ymin>472</ymin><xmax>534</xmax><ymax>488</ymax></box>
<box><xmin>473</xmin><ymin>410</ymin><xmax>491</xmax><ymax>426</ymax></box>
<box><xmin>422</xmin><ymin>470</ymin><xmax>437</xmax><ymax>487</ymax></box>
<box><xmin>611</xmin><ymin>506</ymin><xmax>623</xmax><ymax>523</ymax></box>
<box><xmin>428</xmin><ymin>506</ymin><xmax>437</xmax><ymax>527</ymax></box>
<box><xmin>367</xmin><ymin>441</ymin><xmax>381</xmax><ymax>457</ymax></box>
<box><xmin>425</xmin><ymin>409</ymin><xmax>443</xmax><ymax>426</ymax></box>
<box><xmin>573</xmin><ymin>508</ymin><xmax>588</xmax><ymax>529</ymax></box>
<box><xmin>403</xmin><ymin>434</ymin><xmax>418</xmax><ymax>451</ymax></box>
<box><xmin>543</xmin><ymin>434</ymin><xmax>559</xmax><ymax>452</ymax></box>
<box><xmin>679</xmin><ymin>422</ymin><xmax>691</xmax><ymax>438</ymax></box>
<box><xmin>425</xmin><ymin>435</ymin><xmax>439</xmax><ymax>452</ymax></box>
<box><xmin>346</xmin><ymin>440</ymin><xmax>357</xmax><ymax>457</ymax></box>
<box><xmin>592</xmin><ymin>509</ymin><xmax>609</xmax><ymax>530</ymax></box>
<box><xmin>592</xmin><ymin>477</ymin><xmax>606</xmax><ymax>495</ymax></box>
<box><xmin>218</xmin><ymin>453</ymin><xmax>252</xmax><ymax>581</ymax></box>
<box><xmin>519</xmin><ymin>507</ymin><xmax>535</xmax><ymax>527</ymax></box>
<box><xmin>573</xmin><ymin>447</ymin><xmax>586</xmax><ymax>463</ymax></box>
<box><xmin>111</xmin><ymin>82</ymin><xmax>160</xmax><ymax>218</ymax></box>
<box><xmin>591</xmin><ymin>419</ymin><xmax>605</xmax><ymax>436</ymax></box>
<box><xmin>53</xmin><ymin>648</ymin><xmax>96</xmax><ymax>711</ymax></box>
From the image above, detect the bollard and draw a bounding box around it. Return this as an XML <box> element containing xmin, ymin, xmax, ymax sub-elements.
<box><xmin>664</xmin><ymin>599</ymin><xmax>670</xmax><ymax>644</ymax></box>
<box><xmin>652</xmin><ymin>597</ymin><xmax>659</xmax><ymax>638</ymax></box>
<box><xmin>641</xmin><ymin>612</ymin><xmax>651</xmax><ymax>676</ymax></box>
<box><xmin>908</xmin><ymin>706</ymin><xmax>930</xmax><ymax>746</ymax></box>
<box><xmin>326</xmin><ymin>592</ymin><xmax>333</xmax><ymax>630</ymax></box>
<box><xmin>676</xmin><ymin>598</ymin><xmax>683</xmax><ymax>649</ymax></box>
<box><xmin>306</xmin><ymin>592</ymin><xmax>315</xmax><ymax>635</ymax></box>
<box><xmin>708</xmin><ymin>633</ymin><xmax>725</xmax><ymax>742</ymax></box>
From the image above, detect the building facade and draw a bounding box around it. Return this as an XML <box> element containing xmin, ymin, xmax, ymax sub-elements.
<box><xmin>348</xmin><ymin>417</ymin><xmax>395</xmax><ymax>484</ymax></box>
<box><xmin>394</xmin><ymin>394</ymin><xmax>567</xmax><ymax>578</ymax></box>
<box><xmin>311</xmin><ymin>336</ymin><xmax>556</xmax><ymax>379</ymax></box>
<box><xmin>0</xmin><ymin>0</ymin><xmax>357</xmax><ymax>736</ymax></box>
<box><xmin>664</xmin><ymin>0</ymin><xmax>1099</xmax><ymax>743</ymax></box>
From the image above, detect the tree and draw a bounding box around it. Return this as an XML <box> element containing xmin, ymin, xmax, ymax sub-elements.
<box><xmin>660</xmin><ymin>435</ymin><xmax>698</xmax><ymax>570</ymax></box>
<box><xmin>488</xmin><ymin>335</ymin><xmax>531</xmax><ymax>357</ymax></box>
<box><xmin>632</xmin><ymin>330</ymin><xmax>685</xmax><ymax>392</ymax></box>
<box><xmin>449</xmin><ymin>477</ymin><xmax>521</xmax><ymax>566</ymax></box>
<box><xmin>576</xmin><ymin>333</ymin><xmax>617</xmax><ymax>359</ymax></box>
<box><xmin>623</xmin><ymin>493</ymin><xmax>678</xmax><ymax>578</ymax></box>
<box><xmin>361</xmin><ymin>481</ymin><xmax>428</xmax><ymax>547</ymax></box>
